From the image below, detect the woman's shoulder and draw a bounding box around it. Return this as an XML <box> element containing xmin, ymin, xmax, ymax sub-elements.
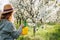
<box><xmin>1</xmin><ymin>19</ymin><xmax>13</xmax><ymax>26</ymax></box>
<box><xmin>2</xmin><ymin>19</ymin><xmax>12</xmax><ymax>23</ymax></box>
<box><xmin>2</xmin><ymin>19</ymin><xmax>15</xmax><ymax>32</ymax></box>
<box><xmin>6</xmin><ymin>20</ymin><xmax>13</xmax><ymax>26</ymax></box>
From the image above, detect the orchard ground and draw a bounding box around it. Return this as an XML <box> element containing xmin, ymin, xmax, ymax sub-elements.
<box><xmin>15</xmin><ymin>22</ymin><xmax>60</xmax><ymax>40</ymax></box>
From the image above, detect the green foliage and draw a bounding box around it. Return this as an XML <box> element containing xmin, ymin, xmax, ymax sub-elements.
<box><xmin>47</xmin><ymin>22</ymin><xmax>56</xmax><ymax>25</ymax></box>
<box><xmin>49</xmin><ymin>24</ymin><xmax>60</xmax><ymax>40</ymax></box>
<box><xmin>15</xmin><ymin>22</ymin><xmax>60</xmax><ymax>40</ymax></box>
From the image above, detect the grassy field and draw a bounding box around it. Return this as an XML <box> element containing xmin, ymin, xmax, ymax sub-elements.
<box><xmin>15</xmin><ymin>23</ymin><xmax>60</xmax><ymax>40</ymax></box>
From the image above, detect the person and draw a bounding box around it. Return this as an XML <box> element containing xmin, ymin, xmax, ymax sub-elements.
<box><xmin>0</xmin><ymin>4</ymin><xmax>24</xmax><ymax>40</ymax></box>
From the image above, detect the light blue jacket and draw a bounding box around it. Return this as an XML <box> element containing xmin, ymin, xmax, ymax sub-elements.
<box><xmin>0</xmin><ymin>19</ymin><xmax>22</xmax><ymax>40</ymax></box>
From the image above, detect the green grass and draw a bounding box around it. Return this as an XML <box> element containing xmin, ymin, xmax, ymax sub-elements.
<box><xmin>14</xmin><ymin>22</ymin><xmax>60</xmax><ymax>40</ymax></box>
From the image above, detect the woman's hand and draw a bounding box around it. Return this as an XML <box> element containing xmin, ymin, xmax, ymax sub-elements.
<box><xmin>19</xmin><ymin>24</ymin><xmax>28</xmax><ymax>35</ymax></box>
<box><xmin>20</xmin><ymin>24</ymin><xmax>24</xmax><ymax>28</ymax></box>
<box><xmin>18</xmin><ymin>24</ymin><xmax>24</xmax><ymax>34</ymax></box>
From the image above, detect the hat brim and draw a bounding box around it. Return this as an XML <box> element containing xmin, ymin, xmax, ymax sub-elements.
<box><xmin>2</xmin><ymin>10</ymin><xmax>16</xmax><ymax>14</ymax></box>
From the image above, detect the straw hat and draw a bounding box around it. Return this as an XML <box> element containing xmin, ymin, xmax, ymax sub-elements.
<box><xmin>2</xmin><ymin>4</ymin><xmax>14</xmax><ymax>14</ymax></box>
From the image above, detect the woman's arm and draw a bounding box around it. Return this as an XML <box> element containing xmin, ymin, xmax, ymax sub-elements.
<box><xmin>11</xmin><ymin>25</ymin><xmax>23</xmax><ymax>39</ymax></box>
<box><xmin>2</xmin><ymin>21</ymin><xmax>22</xmax><ymax>39</ymax></box>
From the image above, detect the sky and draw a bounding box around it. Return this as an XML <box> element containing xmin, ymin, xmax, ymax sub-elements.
<box><xmin>0</xmin><ymin>0</ymin><xmax>10</xmax><ymax>11</ymax></box>
<box><xmin>57</xmin><ymin>0</ymin><xmax>60</xmax><ymax>2</ymax></box>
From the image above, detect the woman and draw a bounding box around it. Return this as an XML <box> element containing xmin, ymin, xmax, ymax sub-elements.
<box><xmin>0</xmin><ymin>4</ymin><xmax>23</xmax><ymax>40</ymax></box>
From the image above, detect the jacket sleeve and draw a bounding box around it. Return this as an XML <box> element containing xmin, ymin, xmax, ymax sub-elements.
<box><xmin>2</xmin><ymin>21</ymin><xmax>22</xmax><ymax>39</ymax></box>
